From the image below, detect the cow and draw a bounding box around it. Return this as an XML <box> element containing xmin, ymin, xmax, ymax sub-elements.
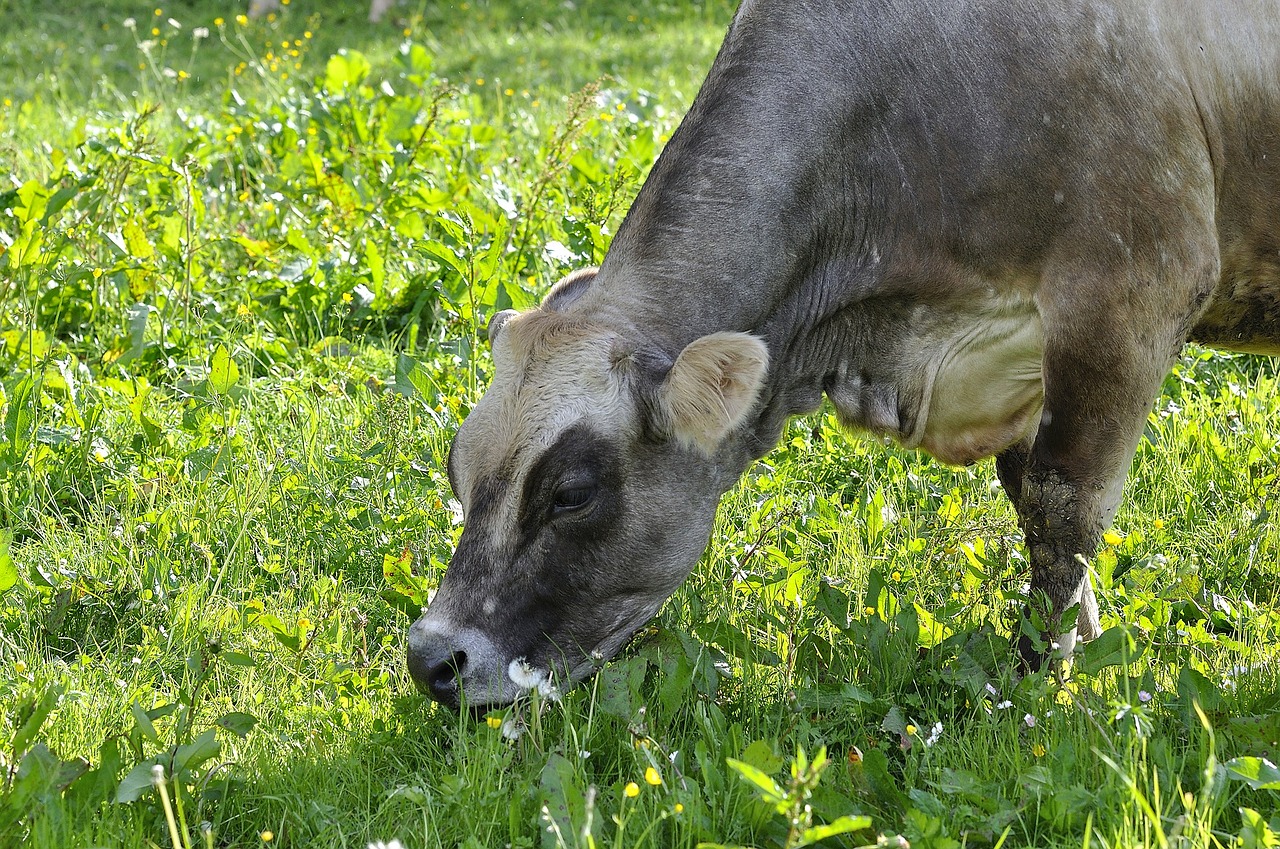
<box><xmin>407</xmin><ymin>0</ymin><xmax>1280</xmax><ymax>708</ymax></box>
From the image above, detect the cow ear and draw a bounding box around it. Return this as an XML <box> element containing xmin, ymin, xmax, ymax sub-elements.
<box><xmin>542</xmin><ymin>267</ymin><xmax>598</xmax><ymax>312</ymax></box>
<box><xmin>487</xmin><ymin>309</ymin><xmax>519</xmax><ymax>345</ymax></box>
<box><xmin>658</xmin><ymin>332</ymin><xmax>769</xmax><ymax>454</ymax></box>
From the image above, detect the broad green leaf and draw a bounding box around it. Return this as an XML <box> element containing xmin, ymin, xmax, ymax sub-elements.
<box><xmin>324</xmin><ymin>49</ymin><xmax>371</xmax><ymax>92</ymax></box>
<box><xmin>115</xmin><ymin>760</ymin><xmax>159</xmax><ymax>803</ymax></box>
<box><xmin>122</xmin><ymin>220</ymin><xmax>154</xmax><ymax>260</ymax></box>
<box><xmin>724</xmin><ymin>757</ymin><xmax>785</xmax><ymax>806</ymax></box>
<box><xmin>208</xmin><ymin>344</ymin><xmax>240</xmax><ymax>395</ymax></box>
<box><xmin>215</xmin><ymin>712</ymin><xmax>259</xmax><ymax>739</ymax></box>
<box><xmin>740</xmin><ymin>739</ymin><xmax>784</xmax><ymax>774</ymax></box>
<box><xmin>1225</xmin><ymin>757</ymin><xmax>1280</xmax><ymax>791</ymax></box>
<box><xmin>0</xmin><ymin>530</ymin><xmax>16</xmax><ymax>595</ymax></box>
<box><xmin>12</xmin><ymin>683</ymin><xmax>62</xmax><ymax>758</ymax></box>
<box><xmin>173</xmin><ymin>729</ymin><xmax>220</xmax><ymax>775</ymax></box>
<box><xmin>129</xmin><ymin>701</ymin><xmax>159</xmax><ymax>744</ymax></box>
<box><xmin>1078</xmin><ymin>625</ymin><xmax>1144</xmax><ymax>675</ymax></box>
<box><xmin>799</xmin><ymin>815</ymin><xmax>873</xmax><ymax>846</ymax></box>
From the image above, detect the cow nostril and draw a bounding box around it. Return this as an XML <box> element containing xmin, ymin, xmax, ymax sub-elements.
<box><xmin>424</xmin><ymin>650</ymin><xmax>468</xmax><ymax>703</ymax></box>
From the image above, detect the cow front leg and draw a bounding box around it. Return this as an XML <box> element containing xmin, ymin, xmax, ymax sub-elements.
<box><xmin>998</xmin><ymin>437</ymin><xmax>1104</xmax><ymax>649</ymax></box>
<box><xmin>1014</xmin><ymin>268</ymin><xmax>1215</xmax><ymax>668</ymax></box>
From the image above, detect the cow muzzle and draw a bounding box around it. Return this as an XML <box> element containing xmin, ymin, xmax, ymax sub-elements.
<box><xmin>406</xmin><ymin>616</ymin><xmax>524</xmax><ymax>709</ymax></box>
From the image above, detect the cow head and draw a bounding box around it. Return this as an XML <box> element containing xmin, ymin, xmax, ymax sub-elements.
<box><xmin>407</xmin><ymin>269</ymin><xmax>769</xmax><ymax>708</ymax></box>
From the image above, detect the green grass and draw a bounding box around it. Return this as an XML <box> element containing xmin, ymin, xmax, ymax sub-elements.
<box><xmin>2</xmin><ymin>1</ymin><xmax>1278</xmax><ymax>847</ymax></box>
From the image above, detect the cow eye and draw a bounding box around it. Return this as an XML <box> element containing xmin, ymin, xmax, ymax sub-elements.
<box><xmin>552</xmin><ymin>483</ymin><xmax>596</xmax><ymax>514</ymax></box>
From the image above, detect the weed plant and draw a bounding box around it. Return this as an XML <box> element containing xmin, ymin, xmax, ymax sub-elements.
<box><xmin>1</xmin><ymin>1</ymin><xmax>1277</xmax><ymax>847</ymax></box>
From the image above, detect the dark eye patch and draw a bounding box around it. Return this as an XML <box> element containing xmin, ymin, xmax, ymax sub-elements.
<box><xmin>517</xmin><ymin>423</ymin><xmax>621</xmax><ymax>544</ymax></box>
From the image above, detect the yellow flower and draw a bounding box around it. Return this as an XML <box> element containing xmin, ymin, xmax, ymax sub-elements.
<box><xmin>341</xmin><ymin>292</ymin><xmax>353</xmax><ymax>304</ymax></box>
<box><xmin>261</xmin><ymin>831</ymin><xmax>274</xmax><ymax>843</ymax></box>
<box><xmin>891</xmin><ymin>570</ymin><xmax>902</xmax><ymax>581</ymax></box>
<box><xmin>1153</xmin><ymin>519</ymin><xmax>1165</xmax><ymax>530</ymax></box>
<box><xmin>151</xmin><ymin>27</ymin><xmax>160</xmax><ymax>35</ymax></box>
<box><xmin>235</xmin><ymin>14</ymin><xmax>248</xmax><ymax>25</ymax></box>
<box><xmin>214</xmin><ymin>17</ymin><xmax>225</xmax><ymax>26</ymax></box>
<box><xmin>14</xmin><ymin>660</ymin><xmax>27</xmax><ymax>675</ymax></box>
<box><xmin>905</xmin><ymin>724</ymin><xmax>917</xmax><ymax>736</ymax></box>
<box><xmin>674</xmin><ymin>803</ymin><xmax>684</xmax><ymax>814</ymax></box>
<box><xmin>624</xmin><ymin>782</ymin><xmax>640</xmax><ymax>798</ymax></box>
<box><xmin>486</xmin><ymin>715</ymin><xmax>503</xmax><ymax>729</ymax></box>
<box><xmin>475</xmin><ymin>78</ymin><xmax>485</xmax><ymax>86</ymax></box>
<box><xmin>237</xmin><ymin>303</ymin><xmax>252</xmax><ymax>317</ymax></box>
<box><xmin>304</xmin><ymin>30</ymin><xmax>312</xmax><ymax>38</ymax></box>
<box><xmin>864</xmin><ymin>606</ymin><xmax>875</xmax><ymax>616</ymax></box>
<box><xmin>1102</xmin><ymin>530</ymin><xmax>1124</xmax><ymax>546</ymax></box>
<box><xmin>1032</xmin><ymin>743</ymin><xmax>1046</xmax><ymax>757</ymax></box>
<box><xmin>297</xmin><ymin>617</ymin><xmax>312</xmax><ymax>632</ymax></box>
<box><xmin>154</xmin><ymin>8</ymin><xmax>162</xmax><ymax>15</ymax></box>
<box><xmin>403</xmin><ymin>28</ymin><xmax>411</xmax><ymax>36</ymax></box>
<box><xmin>644</xmin><ymin>767</ymin><xmax>662</xmax><ymax>786</ymax></box>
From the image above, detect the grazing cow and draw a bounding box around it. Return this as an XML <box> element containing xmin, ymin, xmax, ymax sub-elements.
<box><xmin>247</xmin><ymin>0</ymin><xmax>394</xmax><ymax>23</ymax></box>
<box><xmin>408</xmin><ymin>0</ymin><xmax>1280</xmax><ymax>708</ymax></box>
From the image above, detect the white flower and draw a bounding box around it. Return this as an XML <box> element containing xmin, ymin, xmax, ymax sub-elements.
<box><xmin>996</xmin><ymin>700</ymin><xmax>1013</xmax><ymax>710</ymax></box>
<box><xmin>193</xmin><ymin>27</ymin><xmax>209</xmax><ymax>38</ymax></box>
<box><xmin>508</xmin><ymin>658</ymin><xmax>546</xmax><ymax>690</ymax></box>
<box><xmin>536</xmin><ymin>677</ymin><xmax>561</xmax><ymax>701</ymax></box>
<box><xmin>1023</xmin><ymin>713</ymin><xmax>1036</xmax><ymax>728</ymax></box>
<box><xmin>500</xmin><ymin>718</ymin><xmax>524</xmax><ymax>741</ymax></box>
<box><xmin>1138</xmin><ymin>690</ymin><xmax>1152</xmax><ymax>703</ymax></box>
<box><xmin>924</xmin><ymin>722</ymin><xmax>943</xmax><ymax>747</ymax></box>
<box><xmin>985</xmin><ymin>682</ymin><xmax>999</xmax><ymax>698</ymax></box>
<box><xmin>123</xmin><ymin>17</ymin><xmax>137</xmax><ymax>29</ymax></box>
<box><xmin>368</xmin><ymin>841</ymin><xmax>404</xmax><ymax>849</ymax></box>
<box><xmin>167</xmin><ymin>17</ymin><xmax>182</xmax><ymax>28</ymax></box>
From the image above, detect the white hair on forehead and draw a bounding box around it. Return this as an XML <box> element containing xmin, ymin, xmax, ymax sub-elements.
<box><xmin>451</xmin><ymin>309</ymin><xmax>638</xmax><ymax>525</ymax></box>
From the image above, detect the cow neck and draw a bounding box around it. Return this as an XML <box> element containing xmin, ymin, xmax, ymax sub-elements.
<box><xmin>580</xmin><ymin>14</ymin><xmax>888</xmax><ymax>355</ymax></box>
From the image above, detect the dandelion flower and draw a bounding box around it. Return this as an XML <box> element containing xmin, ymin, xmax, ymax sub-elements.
<box><xmin>508</xmin><ymin>658</ymin><xmax>546</xmax><ymax>690</ymax></box>
<box><xmin>214</xmin><ymin>17</ymin><xmax>225</xmax><ymax>26</ymax></box>
<box><xmin>261</xmin><ymin>831</ymin><xmax>274</xmax><ymax>843</ymax></box>
<box><xmin>645</xmin><ymin>767</ymin><xmax>662</xmax><ymax>786</ymax></box>
<box><xmin>624</xmin><ymin>782</ymin><xmax>640</xmax><ymax>798</ymax></box>
<box><xmin>1102</xmin><ymin>530</ymin><xmax>1124</xmax><ymax>546</ymax></box>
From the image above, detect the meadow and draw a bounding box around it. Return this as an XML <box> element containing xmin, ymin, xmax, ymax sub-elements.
<box><xmin>1</xmin><ymin>1</ymin><xmax>1278</xmax><ymax>846</ymax></box>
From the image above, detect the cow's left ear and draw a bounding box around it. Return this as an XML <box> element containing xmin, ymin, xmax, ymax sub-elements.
<box><xmin>542</xmin><ymin>267</ymin><xmax>598</xmax><ymax>312</ymax></box>
<box><xmin>657</xmin><ymin>332</ymin><xmax>769</xmax><ymax>455</ymax></box>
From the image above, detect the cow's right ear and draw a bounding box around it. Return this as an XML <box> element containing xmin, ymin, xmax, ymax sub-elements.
<box><xmin>656</xmin><ymin>332</ymin><xmax>769</xmax><ymax>455</ymax></box>
<box><xmin>542</xmin><ymin>267</ymin><xmax>598</xmax><ymax>312</ymax></box>
<box><xmin>487</xmin><ymin>309</ymin><xmax>519</xmax><ymax>345</ymax></box>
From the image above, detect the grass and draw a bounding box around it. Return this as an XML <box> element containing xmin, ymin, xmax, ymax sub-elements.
<box><xmin>1</xmin><ymin>1</ymin><xmax>1278</xmax><ymax>847</ymax></box>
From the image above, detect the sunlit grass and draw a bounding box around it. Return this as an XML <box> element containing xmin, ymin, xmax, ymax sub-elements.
<box><xmin>2</xmin><ymin>1</ymin><xmax>1278</xmax><ymax>847</ymax></box>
